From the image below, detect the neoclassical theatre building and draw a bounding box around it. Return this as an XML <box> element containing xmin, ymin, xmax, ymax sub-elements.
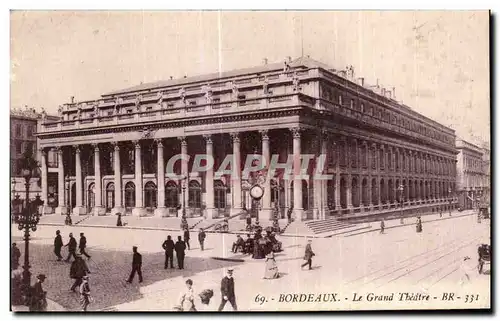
<box><xmin>37</xmin><ymin>57</ymin><xmax>458</xmax><ymax>221</ymax></box>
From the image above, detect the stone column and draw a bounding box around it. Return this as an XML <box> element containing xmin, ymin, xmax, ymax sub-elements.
<box><xmin>132</xmin><ymin>141</ymin><xmax>145</xmax><ymax>216</ymax></box>
<box><xmin>320</xmin><ymin>132</ymin><xmax>329</xmax><ymax>219</ymax></box>
<box><xmin>230</xmin><ymin>133</ymin><xmax>243</xmax><ymax>216</ymax></box>
<box><xmin>154</xmin><ymin>139</ymin><xmax>168</xmax><ymax>217</ymax></box>
<box><xmin>204</xmin><ymin>135</ymin><xmax>215</xmax><ymax>218</ymax></box>
<box><xmin>93</xmin><ymin>144</ymin><xmax>106</xmax><ymax>215</ymax></box>
<box><xmin>260</xmin><ymin>130</ymin><xmax>273</xmax><ymax>219</ymax></box>
<box><xmin>39</xmin><ymin>148</ymin><xmax>52</xmax><ymax>215</ymax></box>
<box><xmin>178</xmin><ymin>137</ymin><xmax>189</xmax><ymax>217</ymax></box>
<box><xmin>291</xmin><ymin>128</ymin><xmax>304</xmax><ymax>221</ymax></box>
<box><xmin>313</xmin><ymin>132</ymin><xmax>322</xmax><ymax>220</ymax></box>
<box><xmin>55</xmin><ymin>147</ymin><xmax>67</xmax><ymax>215</ymax></box>
<box><xmin>111</xmin><ymin>142</ymin><xmax>124</xmax><ymax>215</ymax></box>
<box><xmin>72</xmin><ymin>145</ymin><xmax>85</xmax><ymax>215</ymax></box>
<box><xmin>334</xmin><ymin>138</ymin><xmax>341</xmax><ymax>212</ymax></box>
<box><xmin>347</xmin><ymin>173</ymin><xmax>353</xmax><ymax>209</ymax></box>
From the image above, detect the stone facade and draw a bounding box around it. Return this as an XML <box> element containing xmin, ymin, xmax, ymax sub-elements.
<box><xmin>456</xmin><ymin>139</ymin><xmax>490</xmax><ymax>209</ymax></box>
<box><xmin>36</xmin><ymin>57</ymin><xmax>458</xmax><ymax>220</ymax></box>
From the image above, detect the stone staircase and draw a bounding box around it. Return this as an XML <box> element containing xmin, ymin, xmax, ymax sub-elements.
<box><xmin>283</xmin><ymin>218</ymin><xmax>370</xmax><ymax>237</ymax></box>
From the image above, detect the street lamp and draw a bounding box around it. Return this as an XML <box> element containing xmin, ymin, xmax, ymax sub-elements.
<box><xmin>16</xmin><ymin>155</ymin><xmax>43</xmax><ymax>305</ymax></box>
<box><xmin>179</xmin><ymin>174</ymin><xmax>188</xmax><ymax>229</ymax></box>
<box><xmin>397</xmin><ymin>184</ymin><xmax>404</xmax><ymax>224</ymax></box>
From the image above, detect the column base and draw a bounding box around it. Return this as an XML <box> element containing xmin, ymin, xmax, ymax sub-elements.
<box><xmin>132</xmin><ymin>207</ymin><xmax>147</xmax><ymax>217</ymax></box>
<box><xmin>111</xmin><ymin>207</ymin><xmax>125</xmax><ymax>216</ymax></box>
<box><xmin>93</xmin><ymin>206</ymin><xmax>107</xmax><ymax>216</ymax></box>
<box><xmin>321</xmin><ymin>206</ymin><xmax>329</xmax><ymax>220</ymax></box>
<box><xmin>41</xmin><ymin>206</ymin><xmax>54</xmax><ymax>215</ymax></box>
<box><xmin>55</xmin><ymin>206</ymin><xmax>68</xmax><ymax>215</ymax></box>
<box><xmin>154</xmin><ymin>207</ymin><xmax>169</xmax><ymax>217</ymax></box>
<box><xmin>293</xmin><ymin>208</ymin><xmax>304</xmax><ymax>222</ymax></box>
<box><xmin>260</xmin><ymin>208</ymin><xmax>273</xmax><ymax>220</ymax></box>
<box><xmin>72</xmin><ymin>206</ymin><xmax>87</xmax><ymax>215</ymax></box>
<box><xmin>205</xmin><ymin>208</ymin><xmax>215</xmax><ymax>219</ymax></box>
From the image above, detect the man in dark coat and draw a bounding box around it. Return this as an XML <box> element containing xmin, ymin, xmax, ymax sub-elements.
<box><xmin>183</xmin><ymin>228</ymin><xmax>191</xmax><ymax>250</ymax></box>
<box><xmin>175</xmin><ymin>236</ymin><xmax>186</xmax><ymax>269</ymax></box>
<box><xmin>231</xmin><ymin>235</ymin><xmax>244</xmax><ymax>253</ymax></box>
<box><xmin>244</xmin><ymin>234</ymin><xmax>254</xmax><ymax>254</ymax></box>
<box><xmin>64</xmin><ymin>232</ymin><xmax>78</xmax><ymax>262</ymax></box>
<box><xmin>162</xmin><ymin>235</ymin><xmax>175</xmax><ymax>269</ymax></box>
<box><xmin>54</xmin><ymin>230</ymin><xmax>63</xmax><ymax>261</ymax></box>
<box><xmin>29</xmin><ymin>274</ymin><xmax>47</xmax><ymax>311</ymax></box>
<box><xmin>198</xmin><ymin>228</ymin><xmax>206</xmax><ymax>251</ymax></box>
<box><xmin>127</xmin><ymin>246</ymin><xmax>143</xmax><ymax>283</ymax></box>
<box><xmin>79</xmin><ymin>233</ymin><xmax>91</xmax><ymax>259</ymax></box>
<box><xmin>218</xmin><ymin>268</ymin><xmax>237</xmax><ymax>311</ymax></box>
<box><xmin>301</xmin><ymin>239</ymin><xmax>315</xmax><ymax>270</ymax></box>
<box><xmin>11</xmin><ymin>243</ymin><xmax>21</xmax><ymax>270</ymax></box>
<box><xmin>70</xmin><ymin>255</ymin><xmax>90</xmax><ymax>292</ymax></box>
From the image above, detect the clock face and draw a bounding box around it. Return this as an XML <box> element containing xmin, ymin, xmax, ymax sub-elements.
<box><xmin>250</xmin><ymin>185</ymin><xmax>264</xmax><ymax>200</ymax></box>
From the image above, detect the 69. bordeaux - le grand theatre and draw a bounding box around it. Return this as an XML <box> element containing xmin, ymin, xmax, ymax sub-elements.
<box><xmin>36</xmin><ymin>56</ymin><xmax>458</xmax><ymax>222</ymax></box>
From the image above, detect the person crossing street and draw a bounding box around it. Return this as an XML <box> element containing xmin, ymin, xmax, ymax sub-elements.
<box><xmin>79</xmin><ymin>233</ymin><xmax>91</xmax><ymax>259</ymax></box>
<box><xmin>162</xmin><ymin>235</ymin><xmax>175</xmax><ymax>269</ymax></box>
<box><xmin>54</xmin><ymin>230</ymin><xmax>63</xmax><ymax>261</ymax></box>
<box><xmin>127</xmin><ymin>246</ymin><xmax>143</xmax><ymax>283</ymax></box>
<box><xmin>64</xmin><ymin>233</ymin><xmax>78</xmax><ymax>262</ymax></box>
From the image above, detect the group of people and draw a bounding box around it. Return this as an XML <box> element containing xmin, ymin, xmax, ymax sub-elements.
<box><xmin>379</xmin><ymin>217</ymin><xmax>424</xmax><ymax>234</ymax></box>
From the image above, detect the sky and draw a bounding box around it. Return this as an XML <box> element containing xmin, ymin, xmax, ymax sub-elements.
<box><xmin>10</xmin><ymin>11</ymin><xmax>490</xmax><ymax>146</ymax></box>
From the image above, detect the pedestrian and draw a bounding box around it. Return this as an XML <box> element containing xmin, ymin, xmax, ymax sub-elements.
<box><xmin>264</xmin><ymin>251</ymin><xmax>280</xmax><ymax>279</ymax></box>
<box><xmin>116</xmin><ymin>213</ymin><xmax>123</xmax><ymax>227</ymax></box>
<box><xmin>162</xmin><ymin>235</ymin><xmax>175</xmax><ymax>269</ymax></box>
<box><xmin>416</xmin><ymin>217</ymin><xmax>423</xmax><ymax>233</ymax></box>
<box><xmin>11</xmin><ymin>243</ymin><xmax>21</xmax><ymax>270</ymax></box>
<box><xmin>197</xmin><ymin>289</ymin><xmax>215</xmax><ymax>311</ymax></box>
<box><xmin>127</xmin><ymin>246</ymin><xmax>143</xmax><ymax>283</ymax></box>
<box><xmin>231</xmin><ymin>235</ymin><xmax>244</xmax><ymax>253</ymax></box>
<box><xmin>65</xmin><ymin>213</ymin><xmax>73</xmax><ymax>226</ymax></box>
<box><xmin>218</xmin><ymin>268</ymin><xmax>237</xmax><ymax>311</ymax></box>
<box><xmin>70</xmin><ymin>254</ymin><xmax>90</xmax><ymax>292</ymax></box>
<box><xmin>79</xmin><ymin>233</ymin><xmax>91</xmax><ymax>259</ymax></box>
<box><xmin>439</xmin><ymin>209</ymin><xmax>443</xmax><ymax>218</ymax></box>
<box><xmin>184</xmin><ymin>228</ymin><xmax>191</xmax><ymax>250</ymax></box>
<box><xmin>175</xmin><ymin>236</ymin><xmax>186</xmax><ymax>269</ymax></box>
<box><xmin>29</xmin><ymin>274</ymin><xmax>47</xmax><ymax>311</ymax></box>
<box><xmin>301</xmin><ymin>239</ymin><xmax>315</xmax><ymax>270</ymax></box>
<box><xmin>198</xmin><ymin>228</ymin><xmax>206</xmax><ymax>251</ymax></box>
<box><xmin>244</xmin><ymin>234</ymin><xmax>254</xmax><ymax>254</ymax></box>
<box><xmin>177</xmin><ymin>279</ymin><xmax>196</xmax><ymax>311</ymax></box>
<box><xmin>64</xmin><ymin>232</ymin><xmax>78</xmax><ymax>262</ymax></box>
<box><xmin>54</xmin><ymin>230</ymin><xmax>63</xmax><ymax>261</ymax></box>
<box><xmin>287</xmin><ymin>207</ymin><xmax>293</xmax><ymax>224</ymax></box>
<box><xmin>380</xmin><ymin>219</ymin><xmax>385</xmax><ymax>234</ymax></box>
<box><xmin>79</xmin><ymin>275</ymin><xmax>92</xmax><ymax>312</ymax></box>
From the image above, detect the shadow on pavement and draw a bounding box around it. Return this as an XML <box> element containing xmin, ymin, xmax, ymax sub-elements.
<box><xmin>11</xmin><ymin>236</ymin><xmax>244</xmax><ymax>311</ymax></box>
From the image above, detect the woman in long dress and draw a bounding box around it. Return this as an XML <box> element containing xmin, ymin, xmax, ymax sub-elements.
<box><xmin>176</xmin><ymin>279</ymin><xmax>197</xmax><ymax>311</ymax></box>
<box><xmin>264</xmin><ymin>251</ymin><xmax>280</xmax><ymax>279</ymax></box>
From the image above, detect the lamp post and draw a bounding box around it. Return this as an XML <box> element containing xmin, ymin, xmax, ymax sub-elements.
<box><xmin>179</xmin><ymin>174</ymin><xmax>188</xmax><ymax>229</ymax></box>
<box><xmin>397</xmin><ymin>184</ymin><xmax>404</xmax><ymax>224</ymax></box>
<box><xmin>17</xmin><ymin>163</ymin><xmax>43</xmax><ymax>305</ymax></box>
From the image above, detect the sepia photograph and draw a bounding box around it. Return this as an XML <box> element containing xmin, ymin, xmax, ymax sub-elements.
<box><xmin>9</xmin><ymin>10</ymin><xmax>491</xmax><ymax>312</ymax></box>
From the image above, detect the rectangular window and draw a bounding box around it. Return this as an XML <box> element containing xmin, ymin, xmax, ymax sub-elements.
<box><xmin>107</xmin><ymin>111</ymin><xmax>113</xmax><ymax>116</ymax></box>
<box><xmin>126</xmin><ymin>109</ymin><xmax>132</xmax><ymax>114</ymax></box>
<box><xmin>167</xmin><ymin>103</ymin><xmax>174</xmax><ymax>108</ymax></box>
<box><xmin>16</xmin><ymin>141</ymin><xmax>22</xmax><ymax>154</ymax></box>
<box><xmin>361</xmin><ymin>103</ymin><xmax>365</xmax><ymax>113</ymax></box>
<box><xmin>146</xmin><ymin>107</ymin><xmax>153</xmax><ymax>111</ymax></box>
<box><xmin>189</xmin><ymin>101</ymin><xmax>197</xmax><ymax>106</ymax></box>
<box><xmin>339</xmin><ymin>95</ymin><xmax>343</xmax><ymax>105</ymax></box>
<box><xmin>26</xmin><ymin>125</ymin><xmax>33</xmax><ymax>137</ymax></box>
<box><xmin>16</xmin><ymin>124</ymin><xmax>22</xmax><ymax>137</ymax></box>
<box><xmin>237</xmin><ymin>94</ymin><xmax>246</xmax><ymax>100</ymax></box>
<box><xmin>350</xmin><ymin>99</ymin><xmax>354</xmax><ymax>109</ymax></box>
<box><xmin>213</xmin><ymin>98</ymin><xmax>221</xmax><ymax>104</ymax></box>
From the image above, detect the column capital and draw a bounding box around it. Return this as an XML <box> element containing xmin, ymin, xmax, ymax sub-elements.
<box><xmin>259</xmin><ymin>130</ymin><xmax>269</xmax><ymax>141</ymax></box>
<box><xmin>55</xmin><ymin>146</ymin><xmax>63</xmax><ymax>154</ymax></box>
<box><xmin>177</xmin><ymin>136</ymin><xmax>187</xmax><ymax>146</ymax></box>
<box><xmin>133</xmin><ymin>140</ymin><xmax>141</xmax><ymax>149</ymax></box>
<box><xmin>290</xmin><ymin>127</ymin><xmax>302</xmax><ymax>139</ymax></box>
<box><xmin>73</xmin><ymin>145</ymin><xmax>81</xmax><ymax>153</ymax></box>
<box><xmin>230</xmin><ymin>132</ymin><xmax>240</xmax><ymax>143</ymax></box>
<box><xmin>38</xmin><ymin>148</ymin><xmax>47</xmax><ymax>156</ymax></box>
<box><xmin>154</xmin><ymin>138</ymin><xmax>163</xmax><ymax>147</ymax></box>
<box><xmin>203</xmin><ymin>134</ymin><xmax>212</xmax><ymax>144</ymax></box>
<box><xmin>92</xmin><ymin>143</ymin><xmax>100</xmax><ymax>151</ymax></box>
<box><xmin>111</xmin><ymin>141</ymin><xmax>120</xmax><ymax>151</ymax></box>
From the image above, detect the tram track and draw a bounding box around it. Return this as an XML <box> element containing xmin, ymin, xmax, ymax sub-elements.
<box><xmin>343</xmin><ymin>228</ymin><xmax>477</xmax><ymax>286</ymax></box>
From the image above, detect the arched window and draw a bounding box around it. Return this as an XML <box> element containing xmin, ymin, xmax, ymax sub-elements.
<box><xmin>87</xmin><ymin>183</ymin><xmax>95</xmax><ymax>209</ymax></box>
<box><xmin>125</xmin><ymin>182</ymin><xmax>136</xmax><ymax>209</ymax></box>
<box><xmin>327</xmin><ymin>179</ymin><xmax>335</xmax><ymax>210</ymax></box>
<box><xmin>106</xmin><ymin>182</ymin><xmax>115</xmax><ymax>210</ymax></box>
<box><xmin>371</xmin><ymin>178</ymin><xmax>378</xmax><ymax>205</ymax></box>
<box><xmin>188</xmin><ymin>180</ymin><xmax>202</xmax><ymax>209</ymax></box>
<box><xmin>214</xmin><ymin>180</ymin><xmax>226</xmax><ymax>209</ymax></box>
<box><xmin>340</xmin><ymin>177</ymin><xmax>347</xmax><ymax>209</ymax></box>
<box><xmin>380</xmin><ymin>179</ymin><xmax>386</xmax><ymax>204</ymax></box>
<box><xmin>362</xmin><ymin>178</ymin><xmax>369</xmax><ymax>206</ymax></box>
<box><xmin>351</xmin><ymin>177</ymin><xmax>360</xmax><ymax>207</ymax></box>
<box><xmin>144</xmin><ymin>181</ymin><xmax>157</xmax><ymax>210</ymax></box>
<box><xmin>165</xmin><ymin>181</ymin><xmax>179</xmax><ymax>208</ymax></box>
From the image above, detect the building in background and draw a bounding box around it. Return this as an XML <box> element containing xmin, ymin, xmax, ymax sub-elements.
<box><xmin>10</xmin><ymin>107</ymin><xmax>58</xmax><ymax>203</ymax></box>
<box><xmin>456</xmin><ymin>139</ymin><xmax>489</xmax><ymax>210</ymax></box>
<box><xmin>36</xmin><ymin>56</ymin><xmax>458</xmax><ymax>220</ymax></box>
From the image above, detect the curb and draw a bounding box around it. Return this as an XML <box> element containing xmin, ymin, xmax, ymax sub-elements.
<box><xmin>343</xmin><ymin>212</ymin><xmax>480</xmax><ymax>237</ymax></box>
